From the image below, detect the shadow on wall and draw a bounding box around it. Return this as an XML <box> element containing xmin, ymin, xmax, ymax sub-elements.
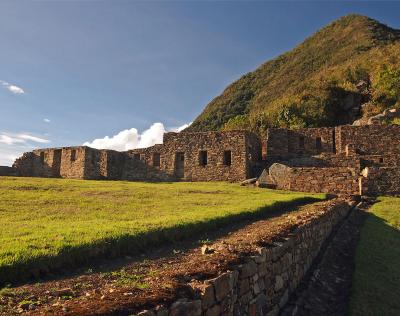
<box><xmin>0</xmin><ymin>197</ymin><xmax>321</xmax><ymax>286</ymax></box>
<box><xmin>349</xmin><ymin>210</ymin><xmax>400</xmax><ymax>315</ymax></box>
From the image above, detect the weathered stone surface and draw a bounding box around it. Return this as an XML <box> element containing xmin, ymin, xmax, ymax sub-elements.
<box><xmin>0</xmin><ymin>166</ymin><xmax>17</xmax><ymax>176</ymax></box>
<box><xmin>275</xmin><ymin>275</ymin><xmax>284</xmax><ymax>291</ymax></box>
<box><xmin>136</xmin><ymin>310</ymin><xmax>155</xmax><ymax>316</ymax></box>
<box><xmin>248</xmin><ymin>294</ymin><xmax>268</xmax><ymax>316</ymax></box>
<box><xmin>238</xmin><ymin>261</ymin><xmax>257</xmax><ymax>279</ymax></box>
<box><xmin>205</xmin><ymin>304</ymin><xmax>221</xmax><ymax>316</ymax></box>
<box><xmin>209</xmin><ymin>272</ymin><xmax>234</xmax><ymax>302</ymax></box>
<box><xmin>169</xmin><ymin>300</ymin><xmax>202</xmax><ymax>316</ymax></box>
<box><xmin>132</xmin><ymin>201</ymin><xmax>352</xmax><ymax>316</ymax></box>
<box><xmin>198</xmin><ymin>284</ymin><xmax>216</xmax><ymax>310</ymax></box>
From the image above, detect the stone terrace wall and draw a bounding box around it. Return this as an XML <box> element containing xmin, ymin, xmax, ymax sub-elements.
<box><xmin>268</xmin><ymin>164</ymin><xmax>360</xmax><ymax>195</ymax></box>
<box><xmin>285</xmin><ymin>154</ymin><xmax>361</xmax><ymax>170</ymax></box>
<box><xmin>335</xmin><ymin>125</ymin><xmax>400</xmax><ymax>155</ymax></box>
<box><xmin>133</xmin><ymin>200</ymin><xmax>353</xmax><ymax>316</ymax></box>
<box><xmin>360</xmin><ymin>167</ymin><xmax>400</xmax><ymax>196</ymax></box>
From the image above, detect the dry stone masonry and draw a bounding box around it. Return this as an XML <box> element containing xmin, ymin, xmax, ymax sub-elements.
<box><xmin>132</xmin><ymin>199</ymin><xmax>354</xmax><ymax>316</ymax></box>
<box><xmin>5</xmin><ymin>125</ymin><xmax>400</xmax><ymax>196</ymax></box>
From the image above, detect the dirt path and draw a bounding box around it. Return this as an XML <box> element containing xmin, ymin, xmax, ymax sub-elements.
<box><xmin>281</xmin><ymin>202</ymin><xmax>371</xmax><ymax>316</ymax></box>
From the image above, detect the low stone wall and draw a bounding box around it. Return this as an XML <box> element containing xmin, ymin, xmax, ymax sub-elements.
<box><xmin>134</xmin><ymin>200</ymin><xmax>353</xmax><ymax>316</ymax></box>
<box><xmin>266</xmin><ymin>163</ymin><xmax>360</xmax><ymax>195</ymax></box>
<box><xmin>360</xmin><ymin>167</ymin><xmax>400</xmax><ymax>196</ymax></box>
<box><xmin>0</xmin><ymin>166</ymin><xmax>17</xmax><ymax>176</ymax></box>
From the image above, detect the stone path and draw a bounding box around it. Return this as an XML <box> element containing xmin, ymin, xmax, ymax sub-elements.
<box><xmin>281</xmin><ymin>203</ymin><xmax>369</xmax><ymax>316</ymax></box>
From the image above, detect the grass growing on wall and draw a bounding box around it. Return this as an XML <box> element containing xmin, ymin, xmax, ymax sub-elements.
<box><xmin>349</xmin><ymin>197</ymin><xmax>400</xmax><ymax>316</ymax></box>
<box><xmin>0</xmin><ymin>177</ymin><xmax>324</xmax><ymax>284</ymax></box>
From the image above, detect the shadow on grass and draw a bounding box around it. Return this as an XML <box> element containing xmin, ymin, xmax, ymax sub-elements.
<box><xmin>349</xmin><ymin>211</ymin><xmax>400</xmax><ymax>316</ymax></box>
<box><xmin>1</xmin><ymin>196</ymin><xmax>322</xmax><ymax>286</ymax></box>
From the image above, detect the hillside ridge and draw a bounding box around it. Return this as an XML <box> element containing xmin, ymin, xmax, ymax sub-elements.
<box><xmin>187</xmin><ymin>14</ymin><xmax>400</xmax><ymax>133</ymax></box>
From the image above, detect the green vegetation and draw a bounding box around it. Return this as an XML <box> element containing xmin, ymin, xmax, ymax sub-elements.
<box><xmin>188</xmin><ymin>15</ymin><xmax>400</xmax><ymax>133</ymax></box>
<box><xmin>349</xmin><ymin>197</ymin><xmax>400</xmax><ymax>316</ymax></box>
<box><xmin>0</xmin><ymin>177</ymin><xmax>323</xmax><ymax>284</ymax></box>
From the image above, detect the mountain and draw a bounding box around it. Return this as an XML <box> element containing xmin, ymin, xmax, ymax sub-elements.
<box><xmin>187</xmin><ymin>14</ymin><xmax>400</xmax><ymax>133</ymax></box>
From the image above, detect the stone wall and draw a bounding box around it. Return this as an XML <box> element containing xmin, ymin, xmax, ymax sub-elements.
<box><xmin>133</xmin><ymin>200</ymin><xmax>353</xmax><ymax>316</ymax></box>
<box><xmin>335</xmin><ymin>125</ymin><xmax>400</xmax><ymax>155</ymax></box>
<box><xmin>12</xmin><ymin>131</ymin><xmax>259</xmax><ymax>183</ymax></box>
<box><xmin>266</xmin><ymin>163</ymin><xmax>360</xmax><ymax>195</ymax></box>
<box><xmin>284</xmin><ymin>154</ymin><xmax>361</xmax><ymax>169</ymax></box>
<box><xmin>0</xmin><ymin>166</ymin><xmax>17</xmax><ymax>176</ymax></box>
<box><xmin>128</xmin><ymin>131</ymin><xmax>260</xmax><ymax>182</ymax></box>
<box><xmin>59</xmin><ymin>147</ymin><xmax>87</xmax><ymax>179</ymax></box>
<box><xmin>360</xmin><ymin>167</ymin><xmax>400</xmax><ymax>196</ymax></box>
<box><xmin>265</xmin><ymin>127</ymin><xmax>335</xmax><ymax>160</ymax></box>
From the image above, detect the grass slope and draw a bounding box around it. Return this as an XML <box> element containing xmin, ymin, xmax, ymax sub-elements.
<box><xmin>349</xmin><ymin>197</ymin><xmax>400</xmax><ymax>316</ymax></box>
<box><xmin>0</xmin><ymin>177</ymin><xmax>323</xmax><ymax>284</ymax></box>
<box><xmin>188</xmin><ymin>14</ymin><xmax>400</xmax><ymax>132</ymax></box>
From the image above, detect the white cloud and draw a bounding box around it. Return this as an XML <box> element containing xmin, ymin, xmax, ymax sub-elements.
<box><xmin>84</xmin><ymin>122</ymin><xmax>191</xmax><ymax>151</ymax></box>
<box><xmin>0</xmin><ymin>80</ymin><xmax>25</xmax><ymax>94</ymax></box>
<box><xmin>44</xmin><ymin>118</ymin><xmax>51</xmax><ymax>123</ymax></box>
<box><xmin>170</xmin><ymin>122</ymin><xmax>192</xmax><ymax>132</ymax></box>
<box><xmin>17</xmin><ymin>134</ymin><xmax>50</xmax><ymax>143</ymax></box>
<box><xmin>0</xmin><ymin>134</ymin><xmax>25</xmax><ymax>145</ymax></box>
<box><xmin>0</xmin><ymin>132</ymin><xmax>51</xmax><ymax>166</ymax></box>
<box><xmin>0</xmin><ymin>148</ymin><xmax>20</xmax><ymax>166</ymax></box>
<box><xmin>0</xmin><ymin>133</ymin><xmax>50</xmax><ymax>145</ymax></box>
<box><xmin>83</xmin><ymin>128</ymin><xmax>139</xmax><ymax>151</ymax></box>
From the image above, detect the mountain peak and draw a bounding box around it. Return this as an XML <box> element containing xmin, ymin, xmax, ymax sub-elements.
<box><xmin>187</xmin><ymin>15</ymin><xmax>400</xmax><ymax>133</ymax></box>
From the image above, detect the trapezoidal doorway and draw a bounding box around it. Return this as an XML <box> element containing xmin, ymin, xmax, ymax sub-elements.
<box><xmin>174</xmin><ymin>152</ymin><xmax>185</xmax><ymax>179</ymax></box>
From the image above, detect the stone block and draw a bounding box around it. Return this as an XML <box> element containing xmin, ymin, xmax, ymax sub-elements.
<box><xmin>169</xmin><ymin>300</ymin><xmax>202</xmax><ymax>316</ymax></box>
<box><xmin>239</xmin><ymin>261</ymin><xmax>258</xmax><ymax>279</ymax></box>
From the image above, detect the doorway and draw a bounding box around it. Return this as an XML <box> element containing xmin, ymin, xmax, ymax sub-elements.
<box><xmin>52</xmin><ymin>149</ymin><xmax>62</xmax><ymax>177</ymax></box>
<box><xmin>174</xmin><ymin>152</ymin><xmax>185</xmax><ymax>178</ymax></box>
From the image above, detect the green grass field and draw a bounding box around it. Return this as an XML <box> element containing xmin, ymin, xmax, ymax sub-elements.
<box><xmin>349</xmin><ymin>197</ymin><xmax>400</xmax><ymax>316</ymax></box>
<box><xmin>0</xmin><ymin>177</ymin><xmax>323</xmax><ymax>284</ymax></box>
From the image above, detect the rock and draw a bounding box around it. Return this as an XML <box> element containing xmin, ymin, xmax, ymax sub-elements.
<box><xmin>54</xmin><ymin>288</ymin><xmax>74</xmax><ymax>297</ymax></box>
<box><xmin>238</xmin><ymin>260</ymin><xmax>258</xmax><ymax>279</ymax></box>
<box><xmin>201</xmin><ymin>245</ymin><xmax>215</xmax><ymax>255</ymax></box>
<box><xmin>268</xmin><ymin>163</ymin><xmax>293</xmax><ymax>189</ymax></box>
<box><xmin>279</xmin><ymin>289</ymin><xmax>289</xmax><ymax>308</ymax></box>
<box><xmin>169</xmin><ymin>299</ymin><xmax>202</xmax><ymax>316</ymax></box>
<box><xmin>136</xmin><ymin>310</ymin><xmax>156</xmax><ymax>316</ymax></box>
<box><xmin>275</xmin><ymin>275</ymin><xmax>284</xmax><ymax>291</ymax></box>
<box><xmin>208</xmin><ymin>272</ymin><xmax>234</xmax><ymax>302</ymax></box>
<box><xmin>205</xmin><ymin>304</ymin><xmax>220</xmax><ymax>316</ymax></box>
<box><xmin>240</xmin><ymin>178</ymin><xmax>258</xmax><ymax>186</ymax></box>
<box><xmin>354</xmin><ymin>108</ymin><xmax>400</xmax><ymax>126</ymax></box>
<box><xmin>248</xmin><ymin>294</ymin><xmax>268</xmax><ymax>316</ymax></box>
<box><xmin>195</xmin><ymin>283</ymin><xmax>215</xmax><ymax>310</ymax></box>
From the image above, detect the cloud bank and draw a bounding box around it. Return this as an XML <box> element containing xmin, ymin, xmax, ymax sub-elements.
<box><xmin>0</xmin><ymin>80</ymin><xmax>25</xmax><ymax>94</ymax></box>
<box><xmin>84</xmin><ymin>122</ymin><xmax>191</xmax><ymax>151</ymax></box>
<box><xmin>0</xmin><ymin>132</ymin><xmax>51</xmax><ymax>166</ymax></box>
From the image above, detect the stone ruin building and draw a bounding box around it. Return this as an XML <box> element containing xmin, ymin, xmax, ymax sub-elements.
<box><xmin>3</xmin><ymin>125</ymin><xmax>400</xmax><ymax>196</ymax></box>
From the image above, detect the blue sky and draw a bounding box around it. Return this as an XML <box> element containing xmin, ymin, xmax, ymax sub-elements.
<box><xmin>1</xmin><ymin>1</ymin><xmax>400</xmax><ymax>165</ymax></box>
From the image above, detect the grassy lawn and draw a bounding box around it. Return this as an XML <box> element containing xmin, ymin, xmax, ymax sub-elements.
<box><xmin>349</xmin><ymin>197</ymin><xmax>400</xmax><ymax>316</ymax></box>
<box><xmin>0</xmin><ymin>177</ymin><xmax>323</xmax><ymax>284</ymax></box>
